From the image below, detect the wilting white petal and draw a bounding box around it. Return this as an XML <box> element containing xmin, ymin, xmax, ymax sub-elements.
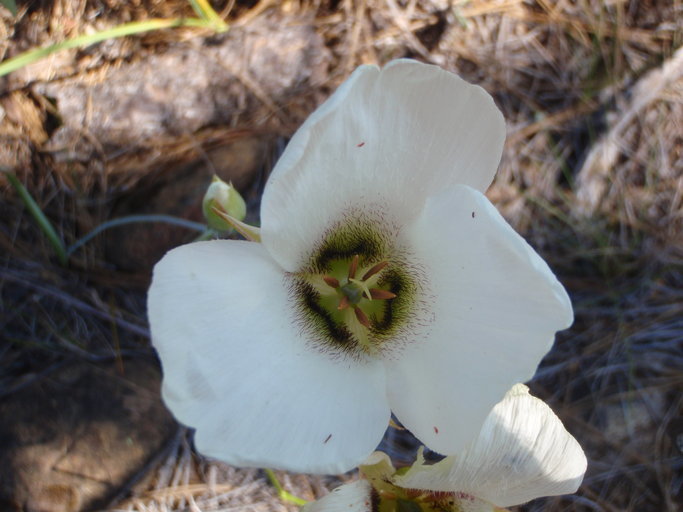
<box><xmin>385</xmin><ymin>185</ymin><xmax>573</xmax><ymax>457</ymax></box>
<box><xmin>395</xmin><ymin>385</ymin><xmax>587</xmax><ymax>507</ymax></box>
<box><xmin>148</xmin><ymin>240</ymin><xmax>390</xmax><ymax>474</ymax></box>
<box><xmin>303</xmin><ymin>480</ymin><xmax>374</xmax><ymax>512</ymax></box>
<box><xmin>261</xmin><ymin>59</ymin><xmax>505</xmax><ymax>272</ymax></box>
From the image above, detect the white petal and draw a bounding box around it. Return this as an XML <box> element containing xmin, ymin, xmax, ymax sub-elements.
<box><xmin>384</xmin><ymin>185</ymin><xmax>573</xmax><ymax>457</ymax></box>
<box><xmin>395</xmin><ymin>385</ymin><xmax>587</xmax><ymax>507</ymax></box>
<box><xmin>261</xmin><ymin>59</ymin><xmax>505</xmax><ymax>272</ymax></box>
<box><xmin>148</xmin><ymin>240</ymin><xmax>390</xmax><ymax>474</ymax></box>
<box><xmin>303</xmin><ymin>480</ymin><xmax>373</xmax><ymax>512</ymax></box>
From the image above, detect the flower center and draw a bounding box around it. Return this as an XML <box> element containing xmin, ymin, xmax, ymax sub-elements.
<box><xmin>371</xmin><ymin>487</ymin><xmax>469</xmax><ymax>512</ymax></box>
<box><xmin>319</xmin><ymin>255</ymin><xmax>397</xmax><ymax>330</ymax></box>
<box><xmin>289</xmin><ymin>215</ymin><xmax>420</xmax><ymax>358</ymax></box>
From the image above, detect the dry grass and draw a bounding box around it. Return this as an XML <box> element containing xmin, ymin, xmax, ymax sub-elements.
<box><xmin>1</xmin><ymin>1</ymin><xmax>682</xmax><ymax>511</ymax></box>
<box><xmin>105</xmin><ymin>431</ymin><xmax>355</xmax><ymax>512</ymax></box>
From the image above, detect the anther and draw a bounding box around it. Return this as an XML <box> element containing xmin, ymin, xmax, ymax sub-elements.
<box><xmin>348</xmin><ymin>254</ymin><xmax>359</xmax><ymax>279</ymax></box>
<box><xmin>322</xmin><ymin>275</ymin><xmax>340</xmax><ymax>289</ymax></box>
<box><xmin>338</xmin><ymin>296</ymin><xmax>350</xmax><ymax>310</ymax></box>
<box><xmin>362</xmin><ymin>261</ymin><xmax>389</xmax><ymax>281</ymax></box>
<box><xmin>369</xmin><ymin>288</ymin><xmax>397</xmax><ymax>300</ymax></box>
<box><xmin>354</xmin><ymin>306</ymin><xmax>371</xmax><ymax>328</ymax></box>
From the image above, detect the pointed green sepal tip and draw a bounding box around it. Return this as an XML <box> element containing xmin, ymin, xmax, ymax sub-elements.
<box><xmin>202</xmin><ymin>175</ymin><xmax>247</xmax><ymax>231</ymax></box>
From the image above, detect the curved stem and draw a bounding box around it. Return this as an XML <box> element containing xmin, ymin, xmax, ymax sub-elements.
<box><xmin>66</xmin><ymin>215</ymin><xmax>207</xmax><ymax>257</ymax></box>
<box><xmin>193</xmin><ymin>228</ymin><xmax>217</xmax><ymax>242</ymax></box>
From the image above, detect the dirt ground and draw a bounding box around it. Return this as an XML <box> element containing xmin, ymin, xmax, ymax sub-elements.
<box><xmin>1</xmin><ymin>1</ymin><xmax>682</xmax><ymax>511</ymax></box>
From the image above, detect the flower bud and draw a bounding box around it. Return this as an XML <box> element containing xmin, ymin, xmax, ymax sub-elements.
<box><xmin>202</xmin><ymin>176</ymin><xmax>247</xmax><ymax>231</ymax></box>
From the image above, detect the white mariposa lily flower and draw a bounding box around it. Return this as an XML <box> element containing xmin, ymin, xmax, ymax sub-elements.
<box><xmin>304</xmin><ymin>385</ymin><xmax>587</xmax><ymax>511</ymax></box>
<box><xmin>147</xmin><ymin>59</ymin><xmax>573</xmax><ymax>474</ymax></box>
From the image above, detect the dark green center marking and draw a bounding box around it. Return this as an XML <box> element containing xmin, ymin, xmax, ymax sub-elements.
<box><xmin>290</xmin><ymin>214</ymin><xmax>419</xmax><ymax>357</ymax></box>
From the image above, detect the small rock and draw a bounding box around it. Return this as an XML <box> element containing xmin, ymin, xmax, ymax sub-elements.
<box><xmin>0</xmin><ymin>359</ymin><xmax>177</xmax><ymax>512</ymax></box>
<box><xmin>37</xmin><ymin>12</ymin><xmax>328</xmax><ymax>153</ymax></box>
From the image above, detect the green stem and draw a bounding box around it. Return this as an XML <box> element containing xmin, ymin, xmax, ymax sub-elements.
<box><xmin>5</xmin><ymin>171</ymin><xmax>68</xmax><ymax>266</ymax></box>
<box><xmin>193</xmin><ymin>228</ymin><xmax>217</xmax><ymax>242</ymax></box>
<box><xmin>0</xmin><ymin>17</ymin><xmax>219</xmax><ymax>78</ymax></box>
<box><xmin>264</xmin><ymin>468</ymin><xmax>308</xmax><ymax>507</ymax></box>
<box><xmin>66</xmin><ymin>214</ymin><xmax>207</xmax><ymax>257</ymax></box>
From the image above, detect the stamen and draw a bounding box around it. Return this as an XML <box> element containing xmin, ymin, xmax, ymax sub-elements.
<box><xmin>369</xmin><ymin>288</ymin><xmax>397</xmax><ymax>300</ymax></box>
<box><xmin>354</xmin><ymin>306</ymin><xmax>371</xmax><ymax>328</ymax></box>
<box><xmin>348</xmin><ymin>254</ymin><xmax>359</xmax><ymax>279</ymax></box>
<box><xmin>322</xmin><ymin>275</ymin><xmax>340</xmax><ymax>289</ymax></box>
<box><xmin>338</xmin><ymin>296</ymin><xmax>350</xmax><ymax>310</ymax></box>
<box><xmin>362</xmin><ymin>260</ymin><xmax>389</xmax><ymax>281</ymax></box>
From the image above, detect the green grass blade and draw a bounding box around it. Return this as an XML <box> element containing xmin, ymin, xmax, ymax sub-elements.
<box><xmin>188</xmin><ymin>0</ymin><xmax>228</xmax><ymax>31</ymax></box>
<box><xmin>4</xmin><ymin>171</ymin><xmax>68</xmax><ymax>266</ymax></box>
<box><xmin>0</xmin><ymin>17</ymin><xmax>212</xmax><ymax>78</ymax></box>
